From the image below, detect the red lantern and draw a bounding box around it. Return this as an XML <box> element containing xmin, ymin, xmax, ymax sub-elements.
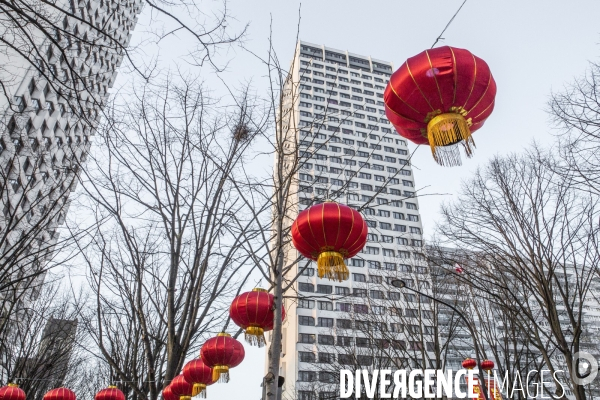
<box><xmin>462</xmin><ymin>358</ymin><xmax>477</xmax><ymax>370</ymax></box>
<box><xmin>481</xmin><ymin>360</ymin><xmax>495</xmax><ymax>371</ymax></box>
<box><xmin>161</xmin><ymin>386</ymin><xmax>178</xmax><ymax>400</ymax></box>
<box><xmin>384</xmin><ymin>46</ymin><xmax>497</xmax><ymax>166</ymax></box>
<box><xmin>183</xmin><ymin>359</ymin><xmax>216</xmax><ymax>398</ymax></box>
<box><xmin>44</xmin><ymin>388</ymin><xmax>76</xmax><ymax>400</ymax></box>
<box><xmin>229</xmin><ymin>288</ymin><xmax>286</xmax><ymax>347</ymax></box>
<box><xmin>170</xmin><ymin>375</ymin><xmax>193</xmax><ymax>400</ymax></box>
<box><xmin>291</xmin><ymin>201</ymin><xmax>368</xmax><ymax>281</ymax></box>
<box><xmin>0</xmin><ymin>384</ymin><xmax>25</xmax><ymax>400</ymax></box>
<box><xmin>200</xmin><ymin>333</ymin><xmax>245</xmax><ymax>383</ymax></box>
<box><xmin>95</xmin><ymin>386</ymin><xmax>125</xmax><ymax>400</ymax></box>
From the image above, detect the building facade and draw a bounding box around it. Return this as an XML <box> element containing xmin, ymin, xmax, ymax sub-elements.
<box><xmin>0</xmin><ymin>0</ymin><xmax>142</xmax><ymax>383</ymax></box>
<box><xmin>0</xmin><ymin>0</ymin><xmax>142</xmax><ymax>284</ymax></box>
<box><xmin>269</xmin><ymin>41</ymin><xmax>431</xmax><ymax>400</ymax></box>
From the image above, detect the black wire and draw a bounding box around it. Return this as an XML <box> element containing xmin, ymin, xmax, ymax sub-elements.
<box><xmin>431</xmin><ymin>0</ymin><xmax>468</xmax><ymax>48</ymax></box>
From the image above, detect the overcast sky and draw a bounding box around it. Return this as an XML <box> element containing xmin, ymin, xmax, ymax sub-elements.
<box><xmin>119</xmin><ymin>0</ymin><xmax>600</xmax><ymax>398</ymax></box>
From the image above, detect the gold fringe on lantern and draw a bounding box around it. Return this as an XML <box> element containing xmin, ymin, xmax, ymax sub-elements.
<box><xmin>426</xmin><ymin>112</ymin><xmax>475</xmax><ymax>167</ymax></box>
<box><xmin>245</xmin><ymin>325</ymin><xmax>266</xmax><ymax>347</ymax></box>
<box><xmin>212</xmin><ymin>365</ymin><xmax>229</xmax><ymax>383</ymax></box>
<box><xmin>192</xmin><ymin>384</ymin><xmax>207</xmax><ymax>398</ymax></box>
<box><xmin>180</xmin><ymin>396</ymin><xmax>192</xmax><ymax>400</ymax></box>
<box><xmin>317</xmin><ymin>251</ymin><xmax>349</xmax><ymax>282</ymax></box>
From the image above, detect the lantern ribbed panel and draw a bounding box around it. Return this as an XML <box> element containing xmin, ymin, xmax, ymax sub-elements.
<box><xmin>200</xmin><ymin>334</ymin><xmax>245</xmax><ymax>382</ymax></box>
<box><xmin>43</xmin><ymin>388</ymin><xmax>76</xmax><ymax>400</ymax></box>
<box><xmin>162</xmin><ymin>386</ymin><xmax>178</xmax><ymax>400</ymax></box>
<box><xmin>170</xmin><ymin>375</ymin><xmax>193</xmax><ymax>399</ymax></box>
<box><xmin>462</xmin><ymin>358</ymin><xmax>477</xmax><ymax>370</ymax></box>
<box><xmin>95</xmin><ymin>387</ymin><xmax>125</xmax><ymax>400</ymax></box>
<box><xmin>0</xmin><ymin>385</ymin><xmax>26</xmax><ymax>400</ymax></box>
<box><xmin>481</xmin><ymin>360</ymin><xmax>495</xmax><ymax>371</ymax></box>
<box><xmin>291</xmin><ymin>202</ymin><xmax>367</xmax><ymax>281</ymax></box>
<box><xmin>291</xmin><ymin>202</ymin><xmax>367</xmax><ymax>260</ymax></box>
<box><xmin>229</xmin><ymin>289</ymin><xmax>286</xmax><ymax>346</ymax></box>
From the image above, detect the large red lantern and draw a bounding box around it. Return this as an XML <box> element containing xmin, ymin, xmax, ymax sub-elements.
<box><xmin>462</xmin><ymin>358</ymin><xmax>477</xmax><ymax>370</ymax></box>
<box><xmin>291</xmin><ymin>201</ymin><xmax>368</xmax><ymax>282</ymax></box>
<box><xmin>161</xmin><ymin>385</ymin><xmax>177</xmax><ymax>400</ymax></box>
<box><xmin>384</xmin><ymin>46</ymin><xmax>497</xmax><ymax>166</ymax></box>
<box><xmin>170</xmin><ymin>375</ymin><xmax>193</xmax><ymax>400</ymax></box>
<box><xmin>0</xmin><ymin>384</ymin><xmax>25</xmax><ymax>400</ymax></box>
<box><xmin>229</xmin><ymin>288</ymin><xmax>286</xmax><ymax>347</ymax></box>
<box><xmin>200</xmin><ymin>333</ymin><xmax>245</xmax><ymax>383</ymax></box>
<box><xmin>183</xmin><ymin>359</ymin><xmax>216</xmax><ymax>398</ymax></box>
<box><xmin>95</xmin><ymin>386</ymin><xmax>125</xmax><ymax>400</ymax></box>
<box><xmin>44</xmin><ymin>388</ymin><xmax>76</xmax><ymax>400</ymax></box>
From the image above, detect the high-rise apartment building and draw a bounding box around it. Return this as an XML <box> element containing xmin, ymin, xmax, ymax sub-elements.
<box><xmin>269</xmin><ymin>41</ymin><xmax>431</xmax><ymax>400</ymax></box>
<box><xmin>0</xmin><ymin>0</ymin><xmax>142</xmax><ymax>281</ymax></box>
<box><xmin>0</xmin><ymin>0</ymin><xmax>141</xmax><ymax>382</ymax></box>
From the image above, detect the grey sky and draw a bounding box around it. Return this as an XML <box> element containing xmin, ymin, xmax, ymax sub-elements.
<box><xmin>120</xmin><ymin>0</ymin><xmax>600</xmax><ymax>398</ymax></box>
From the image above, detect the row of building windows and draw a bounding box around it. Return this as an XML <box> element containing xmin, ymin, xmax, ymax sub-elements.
<box><xmin>301</xmin><ymin>162</ymin><xmax>411</xmax><ymax>177</ymax></box>
<box><xmin>300</xmin><ymin>75</ymin><xmax>386</xmax><ymax>91</ymax></box>
<box><xmin>299</xmin><ymin>58</ymin><xmax>391</xmax><ymax>81</ymax></box>
<box><xmin>297</xmin><ymin>333</ymin><xmax>435</xmax><ymax>351</ymax></box>
<box><xmin>298</xmin><ymin>296</ymin><xmax>431</xmax><ymax>314</ymax></box>
<box><xmin>300</xmin><ymin>130</ymin><xmax>406</xmax><ymax>146</ymax></box>
<box><xmin>298</xmin><ymin>93</ymin><xmax>384</xmax><ymax>109</ymax></box>
<box><xmin>300</xmin><ymin>117</ymin><xmax>388</xmax><ymax>131</ymax></box>
<box><xmin>300</xmin><ymin>172</ymin><xmax>412</xmax><ymax>187</ymax></box>
<box><xmin>299</xmin><ymin>150</ymin><xmax>409</xmax><ymax>166</ymax></box>
<box><xmin>300</xmin><ymin>102</ymin><xmax>386</xmax><ymax>119</ymax></box>
<box><xmin>299</xmin><ymin>83</ymin><xmax>384</xmax><ymax>100</ymax></box>
<box><xmin>297</xmin><ymin>283</ymin><xmax>430</xmax><ymax>299</ymax></box>
<box><xmin>299</xmin><ymin>189</ymin><xmax>417</xmax><ymax>205</ymax></box>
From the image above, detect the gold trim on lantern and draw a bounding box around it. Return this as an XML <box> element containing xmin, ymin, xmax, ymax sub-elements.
<box><xmin>216</xmin><ymin>332</ymin><xmax>230</xmax><ymax>338</ymax></box>
<box><xmin>108</xmin><ymin>386</ymin><xmax>117</xmax><ymax>389</ymax></box>
<box><xmin>7</xmin><ymin>384</ymin><xmax>18</xmax><ymax>388</ymax></box>
<box><xmin>245</xmin><ymin>325</ymin><xmax>266</xmax><ymax>347</ymax></box>
<box><xmin>192</xmin><ymin>383</ymin><xmax>207</xmax><ymax>397</ymax></box>
<box><xmin>317</xmin><ymin>251</ymin><xmax>348</xmax><ymax>282</ymax></box>
<box><xmin>252</xmin><ymin>288</ymin><xmax>267</xmax><ymax>293</ymax></box>
<box><xmin>426</xmin><ymin>112</ymin><xmax>475</xmax><ymax>167</ymax></box>
<box><xmin>212</xmin><ymin>364</ymin><xmax>230</xmax><ymax>383</ymax></box>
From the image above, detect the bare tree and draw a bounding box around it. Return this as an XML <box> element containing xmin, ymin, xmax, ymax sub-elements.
<box><xmin>0</xmin><ymin>278</ymin><xmax>98</xmax><ymax>400</ymax></box>
<box><xmin>549</xmin><ymin>61</ymin><xmax>600</xmax><ymax>196</ymax></box>
<box><xmin>436</xmin><ymin>147</ymin><xmax>600</xmax><ymax>400</ymax></box>
<box><xmin>0</xmin><ymin>0</ymin><xmax>245</xmax><ymax>117</ymax></box>
<box><xmin>72</xmin><ymin>73</ymin><xmax>264</xmax><ymax>400</ymax></box>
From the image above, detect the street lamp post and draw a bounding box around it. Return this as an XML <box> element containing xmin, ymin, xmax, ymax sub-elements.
<box><xmin>390</xmin><ymin>279</ymin><xmax>491</xmax><ymax>400</ymax></box>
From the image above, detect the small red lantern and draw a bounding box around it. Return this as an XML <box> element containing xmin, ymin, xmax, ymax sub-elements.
<box><xmin>95</xmin><ymin>386</ymin><xmax>125</xmax><ymax>400</ymax></box>
<box><xmin>0</xmin><ymin>384</ymin><xmax>25</xmax><ymax>400</ymax></box>
<box><xmin>291</xmin><ymin>201</ymin><xmax>368</xmax><ymax>281</ymax></box>
<box><xmin>183</xmin><ymin>359</ymin><xmax>215</xmax><ymax>398</ymax></box>
<box><xmin>161</xmin><ymin>386</ymin><xmax>178</xmax><ymax>400</ymax></box>
<box><xmin>44</xmin><ymin>388</ymin><xmax>76</xmax><ymax>400</ymax></box>
<box><xmin>462</xmin><ymin>358</ymin><xmax>477</xmax><ymax>370</ymax></box>
<box><xmin>229</xmin><ymin>288</ymin><xmax>286</xmax><ymax>347</ymax></box>
<box><xmin>481</xmin><ymin>360</ymin><xmax>495</xmax><ymax>371</ymax></box>
<box><xmin>200</xmin><ymin>332</ymin><xmax>245</xmax><ymax>383</ymax></box>
<box><xmin>384</xmin><ymin>46</ymin><xmax>497</xmax><ymax>166</ymax></box>
<box><xmin>170</xmin><ymin>375</ymin><xmax>193</xmax><ymax>400</ymax></box>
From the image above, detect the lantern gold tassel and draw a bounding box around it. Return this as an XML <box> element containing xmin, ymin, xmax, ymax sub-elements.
<box><xmin>212</xmin><ymin>365</ymin><xmax>229</xmax><ymax>383</ymax></box>
<box><xmin>192</xmin><ymin>384</ymin><xmax>206</xmax><ymax>398</ymax></box>
<box><xmin>427</xmin><ymin>112</ymin><xmax>475</xmax><ymax>167</ymax></box>
<box><xmin>245</xmin><ymin>326</ymin><xmax>266</xmax><ymax>347</ymax></box>
<box><xmin>317</xmin><ymin>251</ymin><xmax>348</xmax><ymax>282</ymax></box>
